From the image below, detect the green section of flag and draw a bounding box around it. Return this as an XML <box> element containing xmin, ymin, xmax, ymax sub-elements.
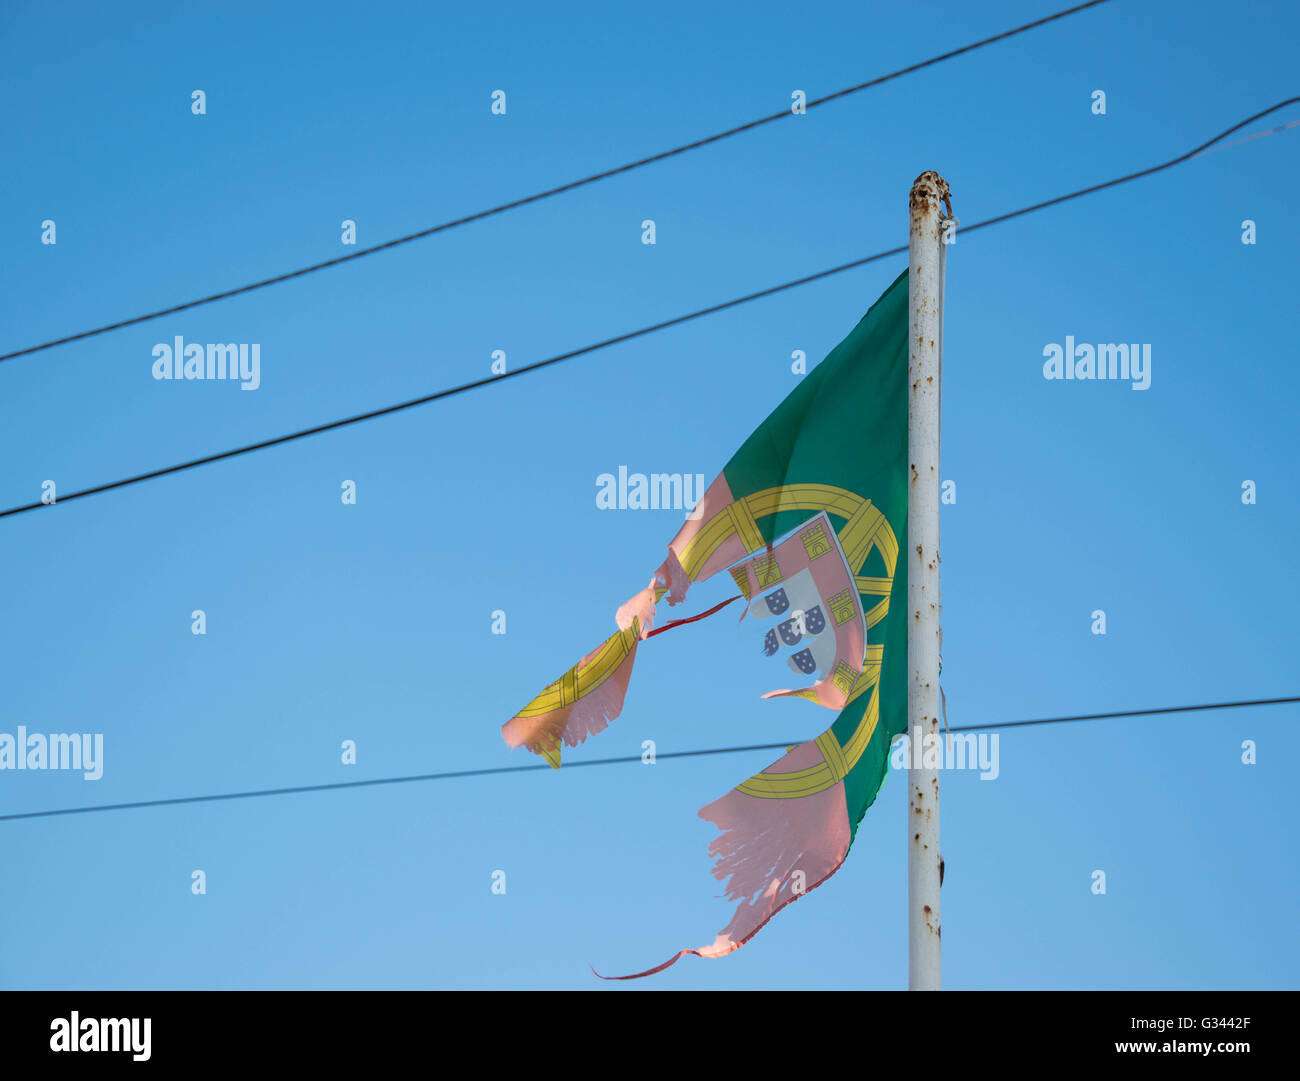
<box><xmin>722</xmin><ymin>268</ymin><xmax>910</xmax><ymax>839</ymax></box>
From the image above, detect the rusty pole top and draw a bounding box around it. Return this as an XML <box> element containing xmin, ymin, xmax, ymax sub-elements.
<box><xmin>909</xmin><ymin>170</ymin><xmax>953</xmax><ymax>225</ymax></box>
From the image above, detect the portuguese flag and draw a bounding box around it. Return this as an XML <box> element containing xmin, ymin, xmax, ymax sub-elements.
<box><xmin>502</xmin><ymin>268</ymin><xmax>910</xmax><ymax>976</ymax></box>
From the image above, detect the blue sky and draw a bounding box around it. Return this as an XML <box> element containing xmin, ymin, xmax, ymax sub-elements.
<box><xmin>1</xmin><ymin>0</ymin><xmax>1296</xmax><ymax>990</ymax></box>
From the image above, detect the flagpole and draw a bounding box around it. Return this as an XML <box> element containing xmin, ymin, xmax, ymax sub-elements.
<box><xmin>906</xmin><ymin>170</ymin><xmax>949</xmax><ymax>991</ymax></box>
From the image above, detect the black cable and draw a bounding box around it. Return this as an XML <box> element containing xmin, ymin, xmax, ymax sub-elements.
<box><xmin>962</xmin><ymin>94</ymin><xmax>1300</xmax><ymax>240</ymax></box>
<box><xmin>2</xmin><ymin>95</ymin><xmax>1296</xmax><ymax>524</ymax></box>
<box><xmin>937</xmin><ymin>694</ymin><xmax>1300</xmax><ymax>732</ymax></box>
<box><xmin>0</xmin><ymin>0</ymin><xmax>1111</xmax><ymax>364</ymax></box>
<box><xmin>1</xmin><ymin>694</ymin><xmax>1292</xmax><ymax>824</ymax></box>
<box><xmin>0</xmin><ymin>246</ymin><xmax>903</xmax><ymax>520</ymax></box>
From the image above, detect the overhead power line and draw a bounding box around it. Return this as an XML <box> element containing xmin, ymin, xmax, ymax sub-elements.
<box><xmin>940</xmin><ymin>694</ymin><xmax>1300</xmax><ymax>731</ymax></box>
<box><xmin>1</xmin><ymin>95</ymin><xmax>1295</xmax><ymax>524</ymax></box>
<box><xmin>0</xmin><ymin>0</ymin><xmax>1111</xmax><ymax>364</ymax></box>
<box><xmin>1</xmin><ymin>695</ymin><xmax>1293</xmax><ymax>824</ymax></box>
<box><xmin>1193</xmin><ymin>116</ymin><xmax>1300</xmax><ymax>157</ymax></box>
<box><xmin>959</xmin><ymin>95</ymin><xmax>1300</xmax><ymax>241</ymax></box>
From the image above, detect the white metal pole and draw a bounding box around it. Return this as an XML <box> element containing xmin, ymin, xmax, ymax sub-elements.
<box><xmin>907</xmin><ymin>170</ymin><xmax>948</xmax><ymax>991</ymax></box>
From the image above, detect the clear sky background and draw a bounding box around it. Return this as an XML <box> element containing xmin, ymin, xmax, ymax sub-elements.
<box><xmin>1</xmin><ymin>0</ymin><xmax>1296</xmax><ymax>990</ymax></box>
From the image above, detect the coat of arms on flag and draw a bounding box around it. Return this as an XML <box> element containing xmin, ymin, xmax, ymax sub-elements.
<box><xmin>502</xmin><ymin>268</ymin><xmax>911</xmax><ymax>977</ymax></box>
